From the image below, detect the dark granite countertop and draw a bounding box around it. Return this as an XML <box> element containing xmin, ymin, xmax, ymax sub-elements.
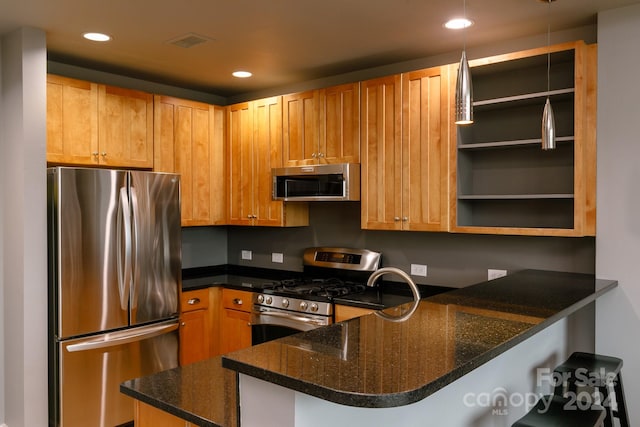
<box><xmin>221</xmin><ymin>270</ymin><xmax>617</xmax><ymax>408</ymax></box>
<box><xmin>120</xmin><ymin>356</ymin><xmax>237</xmax><ymax>427</ymax></box>
<box><xmin>121</xmin><ymin>269</ymin><xmax>617</xmax><ymax>423</ymax></box>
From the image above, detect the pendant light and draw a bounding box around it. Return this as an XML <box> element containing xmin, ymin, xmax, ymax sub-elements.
<box><xmin>455</xmin><ymin>0</ymin><xmax>473</xmax><ymax>125</ymax></box>
<box><xmin>541</xmin><ymin>0</ymin><xmax>556</xmax><ymax>150</ymax></box>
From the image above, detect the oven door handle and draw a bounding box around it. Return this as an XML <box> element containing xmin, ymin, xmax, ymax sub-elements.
<box><xmin>252</xmin><ymin>310</ymin><xmax>329</xmax><ymax>329</ymax></box>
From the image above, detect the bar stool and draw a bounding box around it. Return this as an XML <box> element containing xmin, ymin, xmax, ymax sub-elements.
<box><xmin>512</xmin><ymin>395</ymin><xmax>606</xmax><ymax>427</ymax></box>
<box><xmin>552</xmin><ymin>352</ymin><xmax>629</xmax><ymax>427</ymax></box>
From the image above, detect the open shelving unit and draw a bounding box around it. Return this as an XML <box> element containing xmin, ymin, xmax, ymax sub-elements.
<box><xmin>450</xmin><ymin>41</ymin><xmax>596</xmax><ymax>236</ymax></box>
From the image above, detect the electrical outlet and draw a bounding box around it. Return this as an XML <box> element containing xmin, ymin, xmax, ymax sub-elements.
<box><xmin>488</xmin><ymin>269</ymin><xmax>507</xmax><ymax>280</ymax></box>
<box><xmin>241</xmin><ymin>250</ymin><xmax>252</xmax><ymax>261</ymax></box>
<box><xmin>410</xmin><ymin>264</ymin><xmax>428</xmax><ymax>277</ymax></box>
<box><xmin>271</xmin><ymin>252</ymin><xmax>284</xmax><ymax>263</ymax></box>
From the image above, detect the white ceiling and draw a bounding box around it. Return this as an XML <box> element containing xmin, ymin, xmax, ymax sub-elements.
<box><xmin>1</xmin><ymin>0</ymin><xmax>638</xmax><ymax>98</ymax></box>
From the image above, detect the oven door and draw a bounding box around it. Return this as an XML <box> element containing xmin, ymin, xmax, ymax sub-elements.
<box><xmin>251</xmin><ymin>305</ymin><xmax>331</xmax><ymax>346</ymax></box>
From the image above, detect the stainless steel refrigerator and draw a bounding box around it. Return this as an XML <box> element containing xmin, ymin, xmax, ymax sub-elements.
<box><xmin>47</xmin><ymin>167</ymin><xmax>181</xmax><ymax>427</ymax></box>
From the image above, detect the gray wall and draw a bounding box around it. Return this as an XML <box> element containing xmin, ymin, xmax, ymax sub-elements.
<box><xmin>596</xmin><ymin>4</ymin><xmax>640</xmax><ymax>422</ymax></box>
<box><xmin>225</xmin><ymin>203</ymin><xmax>595</xmax><ymax>287</ymax></box>
<box><xmin>0</xmin><ymin>27</ymin><xmax>48</xmax><ymax>427</ymax></box>
<box><xmin>182</xmin><ymin>227</ymin><xmax>228</xmax><ymax>269</ymax></box>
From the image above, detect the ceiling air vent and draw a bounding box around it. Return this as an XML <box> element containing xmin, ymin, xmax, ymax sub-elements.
<box><xmin>166</xmin><ymin>33</ymin><xmax>212</xmax><ymax>49</ymax></box>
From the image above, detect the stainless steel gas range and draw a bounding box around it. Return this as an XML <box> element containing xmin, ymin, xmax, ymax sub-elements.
<box><xmin>250</xmin><ymin>247</ymin><xmax>381</xmax><ymax>345</ymax></box>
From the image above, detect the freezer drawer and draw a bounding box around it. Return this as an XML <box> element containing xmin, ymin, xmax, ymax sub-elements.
<box><xmin>54</xmin><ymin>321</ymin><xmax>178</xmax><ymax>427</ymax></box>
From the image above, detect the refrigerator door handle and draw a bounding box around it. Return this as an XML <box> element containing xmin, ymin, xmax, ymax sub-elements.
<box><xmin>65</xmin><ymin>320</ymin><xmax>179</xmax><ymax>353</ymax></box>
<box><xmin>118</xmin><ymin>187</ymin><xmax>133</xmax><ymax>311</ymax></box>
<box><xmin>130</xmin><ymin>186</ymin><xmax>140</xmax><ymax>310</ymax></box>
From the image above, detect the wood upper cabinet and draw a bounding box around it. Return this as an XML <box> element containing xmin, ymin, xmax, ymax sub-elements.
<box><xmin>360</xmin><ymin>75</ymin><xmax>403</xmax><ymax>230</ymax></box>
<box><xmin>227</xmin><ymin>97</ymin><xmax>309</xmax><ymax>227</ymax></box>
<box><xmin>47</xmin><ymin>75</ymin><xmax>98</xmax><ymax>165</ymax></box>
<box><xmin>154</xmin><ymin>95</ymin><xmax>226</xmax><ymax>226</ymax></box>
<box><xmin>98</xmin><ymin>84</ymin><xmax>154</xmax><ymax>168</ymax></box>
<box><xmin>46</xmin><ymin>74</ymin><xmax>153</xmax><ymax>167</ymax></box>
<box><xmin>401</xmin><ymin>66</ymin><xmax>450</xmax><ymax>231</ymax></box>
<box><xmin>449</xmin><ymin>41</ymin><xmax>596</xmax><ymax>236</ymax></box>
<box><xmin>282</xmin><ymin>82</ymin><xmax>360</xmax><ymax>166</ymax></box>
<box><xmin>360</xmin><ymin>67</ymin><xmax>449</xmax><ymax>232</ymax></box>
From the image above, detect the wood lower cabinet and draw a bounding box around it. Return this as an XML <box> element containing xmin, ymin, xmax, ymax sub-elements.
<box><xmin>134</xmin><ymin>400</ymin><xmax>193</xmax><ymax>427</ymax></box>
<box><xmin>360</xmin><ymin>66</ymin><xmax>450</xmax><ymax>232</ymax></box>
<box><xmin>334</xmin><ymin>305</ymin><xmax>374</xmax><ymax>322</ymax></box>
<box><xmin>179</xmin><ymin>287</ymin><xmax>220</xmax><ymax>365</ymax></box>
<box><xmin>46</xmin><ymin>74</ymin><xmax>153</xmax><ymax>167</ymax></box>
<box><xmin>220</xmin><ymin>288</ymin><xmax>252</xmax><ymax>353</ymax></box>
<box><xmin>154</xmin><ymin>96</ymin><xmax>226</xmax><ymax>226</ymax></box>
<box><xmin>227</xmin><ymin>97</ymin><xmax>308</xmax><ymax>227</ymax></box>
<box><xmin>282</xmin><ymin>82</ymin><xmax>360</xmax><ymax>166</ymax></box>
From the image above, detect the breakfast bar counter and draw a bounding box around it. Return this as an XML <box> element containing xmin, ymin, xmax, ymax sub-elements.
<box><xmin>121</xmin><ymin>269</ymin><xmax>617</xmax><ymax>426</ymax></box>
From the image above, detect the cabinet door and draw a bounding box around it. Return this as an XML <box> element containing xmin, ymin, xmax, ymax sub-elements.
<box><xmin>282</xmin><ymin>90</ymin><xmax>320</xmax><ymax>166</ymax></box>
<box><xmin>227</xmin><ymin>102</ymin><xmax>255</xmax><ymax>225</ymax></box>
<box><xmin>334</xmin><ymin>305</ymin><xmax>374</xmax><ymax>322</ymax></box>
<box><xmin>402</xmin><ymin>66</ymin><xmax>449</xmax><ymax>231</ymax></box>
<box><xmin>360</xmin><ymin>75</ymin><xmax>403</xmax><ymax>230</ymax></box>
<box><xmin>134</xmin><ymin>400</ymin><xmax>189</xmax><ymax>427</ymax></box>
<box><xmin>154</xmin><ymin>96</ymin><xmax>226</xmax><ymax>226</ymax></box>
<box><xmin>321</xmin><ymin>82</ymin><xmax>360</xmax><ymax>164</ymax></box>
<box><xmin>179</xmin><ymin>288</ymin><xmax>211</xmax><ymax>365</ymax></box>
<box><xmin>220</xmin><ymin>309</ymin><xmax>252</xmax><ymax>354</ymax></box>
<box><xmin>98</xmin><ymin>85</ymin><xmax>153</xmax><ymax>168</ymax></box>
<box><xmin>253</xmin><ymin>96</ymin><xmax>285</xmax><ymax>226</ymax></box>
<box><xmin>46</xmin><ymin>74</ymin><xmax>99</xmax><ymax>165</ymax></box>
<box><xmin>179</xmin><ymin>309</ymin><xmax>210</xmax><ymax>366</ymax></box>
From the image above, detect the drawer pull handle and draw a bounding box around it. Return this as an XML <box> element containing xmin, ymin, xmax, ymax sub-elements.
<box><xmin>233</xmin><ymin>298</ymin><xmax>243</xmax><ymax>306</ymax></box>
<box><xmin>187</xmin><ymin>298</ymin><xmax>200</xmax><ymax>305</ymax></box>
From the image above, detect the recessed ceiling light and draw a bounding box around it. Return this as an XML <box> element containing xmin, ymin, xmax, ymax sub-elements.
<box><xmin>83</xmin><ymin>32</ymin><xmax>112</xmax><ymax>42</ymax></box>
<box><xmin>232</xmin><ymin>70</ymin><xmax>252</xmax><ymax>78</ymax></box>
<box><xmin>444</xmin><ymin>18</ymin><xmax>474</xmax><ymax>30</ymax></box>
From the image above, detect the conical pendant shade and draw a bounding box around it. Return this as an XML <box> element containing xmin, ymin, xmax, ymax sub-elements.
<box><xmin>455</xmin><ymin>50</ymin><xmax>473</xmax><ymax>125</ymax></box>
<box><xmin>541</xmin><ymin>97</ymin><xmax>556</xmax><ymax>150</ymax></box>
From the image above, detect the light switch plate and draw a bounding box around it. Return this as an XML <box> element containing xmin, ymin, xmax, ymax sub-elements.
<box><xmin>410</xmin><ymin>264</ymin><xmax>428</xmax><ymax>277</ymax></box>
<box><xmin>488</xmin><ymin>269</ymin><xmax>507</xmax><ymax>280</ymax></box>
<box><xmin>241</xmin><ymin>250</ymin><xmax>252</xmax><ymax>260</ymax></box>
<box><xmin>272</xmin><ymin>252</ymin><xmax>284</xmax><ymax>263</ymax></box>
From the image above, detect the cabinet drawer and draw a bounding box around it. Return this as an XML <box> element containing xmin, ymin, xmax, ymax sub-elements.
<box><xmin>180</xmin><ymin>288</ymin><xmax>209</xmax><ymax>312</ymax></box>
<box><xmin>222</xmin><ymin>289</ymin><xmax>252</xmax><ymax>312</ymax></box>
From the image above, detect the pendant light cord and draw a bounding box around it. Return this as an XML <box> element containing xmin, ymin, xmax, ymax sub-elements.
<box><xmin>546</xmin><ymin>0</ymin><xmax>551</xmax><ymax>95</ymax></box>
<box><xmin>463</xmin><ymin>0</ymin><xmax>468</xmax><ymax>51</ymax></box>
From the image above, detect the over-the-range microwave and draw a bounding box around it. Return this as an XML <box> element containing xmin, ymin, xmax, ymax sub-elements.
<box><xmin>272</xmin><ymin>163</ymin><xmax>360</xmax><ymax>201</ymax></box>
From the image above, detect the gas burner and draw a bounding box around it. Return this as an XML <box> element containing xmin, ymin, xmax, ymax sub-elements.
<box><xmin>264</xmin><ymin>277</ymin><xmax>367</xmax><ymax>300</ymax></box>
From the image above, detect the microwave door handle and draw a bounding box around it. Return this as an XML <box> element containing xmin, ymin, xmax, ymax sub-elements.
<box><xmin>65</xmin><ymin>321</ymin><xmax>179</xmax><ymax>352</ymax></box>
<box><xmin>118</xmin><ymin>187</ymin><xmax>132</xmax><ymax>311</ymax></box>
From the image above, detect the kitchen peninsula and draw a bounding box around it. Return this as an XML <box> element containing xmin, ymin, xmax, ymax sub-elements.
<box><xmin>121</xmin><ymin>270</ymin><xmax>616</xmax><ymax>427</ymax></box>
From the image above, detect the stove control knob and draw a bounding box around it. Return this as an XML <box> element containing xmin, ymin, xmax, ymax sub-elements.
<box><xmin>282</xmin><ymin>298</ymin><xmax>290</xmax><ymax>308</ymax></box>
<box><xmin>257</xmin><ymin>294</ymin><xmax>264</xmax><ymax>304</ymax></box>
<box><xmin>265</xmin><ymin>296</ymin><xmax>273</xmax><ymax>305</ymax></box>
<box><xmin>300</xmin><ymin>301</ymin><xmax>308</xmax><ymax>311</ymax></box>
<box><xmin>310</xmin><ymin>303</ymin><xmax>319</xmax><ymax>312</ymax></box>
